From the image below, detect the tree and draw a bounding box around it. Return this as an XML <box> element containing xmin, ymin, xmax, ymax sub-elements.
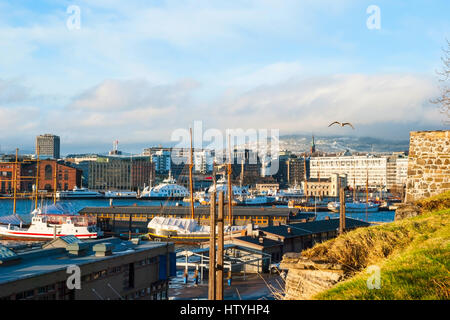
<box><xmin>432</xmin><ymin>40</ymin><xmax>450</xmax><ymax>125</ymax></box>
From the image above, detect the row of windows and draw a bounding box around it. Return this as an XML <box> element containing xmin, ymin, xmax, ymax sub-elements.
<box><xmin>124</xmin><ymin>288</ymin><xmax>167</xmax><ymax>300</ymax></box>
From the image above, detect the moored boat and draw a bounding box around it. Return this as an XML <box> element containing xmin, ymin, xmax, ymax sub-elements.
<box><xmin>56</xmin><ymin>186</ymin><xmax>103</xmax><ymax>199</ymax></box>
<box><xmin>0</xmin><ymin>204</ymin><xmax>103</xmax><ymax>241</ymax></box>
<box><xmin>138</xmin><ymin>173</ymin><xmax>189</xmax><ymax>200</ymax></box>
<box><xmin>327</xmin><ymin>201</ymin><xmax>380</xmax><ymax>213</ymax></box>
<box><xmin>104</xmin><ymin>190</ymin><xmax>137</xmax><ymax>198</ymax></box>
<box><xmin>146</xmin><ymin>216</ymin><xmax>246</xmax><ymax>243</ymax></box>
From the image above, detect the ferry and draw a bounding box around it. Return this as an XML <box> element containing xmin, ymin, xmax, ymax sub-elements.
<box><xmin>56</xmin><ymin>186</ymin><xmax>103</xmax><ymax>199</ymax></box>
<box><xmin>327</xmin><ymin>201</ymin><xmax>380</xmax><ymax>213</ymax></box>
<box><xmin>139</xmin><ymin>173</ymin><xmax>189</xmax><ymax>200</ymax></box>
<box><xmin>0</xmin><ymin>204</ymin><xmax>103</xmax><ymax>241</ymax></box>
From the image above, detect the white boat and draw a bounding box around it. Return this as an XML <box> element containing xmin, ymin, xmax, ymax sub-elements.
<box><xmin>56</xmin><ymin>186</ymin><xmax>103</xmax><ymax>199</ymax></box>
<box><xmin>273</xmin><ymin>184</ymin><xmax>304</xmax><ymax>201</ymax></box>
<box><xmin>139</xmin><ymin>173</ymin><xmax>189</xmax><ymax>200</ymax></box>
<box><xmin>0</xmin><ymin>204</ymin><xmax>103</xmax><ymax>240</ymax></box>
<box><xmin>327</xmin><ymin>201</ymin><xmax>380</xmax><ymax>213</ymax></box>
<box><xmin>235</xmin><ymin>194</ymin><xmax>274</xmax><ymax>206</ymax></box>
<box><xmin>207</xmin><ymin>176</ymin><xmax>248</xmax><ymax>197</ymax></box>
<box><xmin>147</xmin><ymin>216</ymin><xmax>246</xmax><ymax>242</ymax></box>
<box><xmin>104</xmin><ymin>190</ymin><xmax>137</xmax><ymax>198</ymax></box>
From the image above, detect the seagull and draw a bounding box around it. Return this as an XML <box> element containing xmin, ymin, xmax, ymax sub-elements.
<box><xmin>328</xmin><ymin>121</ymin><xmax>355</xmax><ymax>129</ymax></box>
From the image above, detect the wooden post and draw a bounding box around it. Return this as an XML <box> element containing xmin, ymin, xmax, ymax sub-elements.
<box><xmin>216</xmin><ymin>191</ymin><xmax>224</xmax><ymax>300</ymax></box>
<box><xmin>339</xmin><ymin>187</ymin><xmax>346</xmax><ymax>234</ymax></box>
<box><xmin>208</xmin><ymin>192</ymin><xmax>216</xmax><ymax>300</ymax></box>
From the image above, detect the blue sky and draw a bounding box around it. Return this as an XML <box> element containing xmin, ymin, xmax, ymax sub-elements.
<box><xmin>0</xmin><ymin>0</ymin><xmax>449</xmax><ymax>154</ymax></box>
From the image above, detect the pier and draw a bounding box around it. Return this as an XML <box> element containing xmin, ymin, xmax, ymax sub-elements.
<box><xmin>78</xmin><ymin>206</ymin><xmax>312</xmax><ymax>236</ymax></box>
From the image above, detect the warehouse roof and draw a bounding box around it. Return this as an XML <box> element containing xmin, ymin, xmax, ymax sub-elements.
<box><xmin>261</xmin><ymin>218</ymin><xmax>370</xmax><ymax>239</ymax></box>
<box><xmin>79</xmin><ymin>206</ymin><xmax>296</xmax><ymax>217</ymax></box>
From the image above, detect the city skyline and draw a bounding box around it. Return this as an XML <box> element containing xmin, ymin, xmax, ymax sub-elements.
<box><xmin>0</xmin><ymin>1</ymin><xmax>449</xmax><ymax>153</ymax></box>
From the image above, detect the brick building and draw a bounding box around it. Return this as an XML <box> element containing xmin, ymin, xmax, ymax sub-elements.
<box><xmin>0</xmin><ymin>160</ymin><xmax>81</xmax><ymax>193</ymax></box>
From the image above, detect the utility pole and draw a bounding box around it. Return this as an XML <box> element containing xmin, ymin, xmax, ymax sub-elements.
<box><xmin>208</xmin><ymin>191</ymin><xmax>216</xmax><ymax>300</ymax></box>
<box><xmin>216</xmin><ymin>191</ymin><xmax>224</xmax><ymax>300</ymax></box>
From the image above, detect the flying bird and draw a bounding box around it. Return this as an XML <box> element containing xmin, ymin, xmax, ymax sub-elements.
<box><xmin>328</xmin><ymin>121</ymin><xmax>355</xmax><ymax>129</ymax></box>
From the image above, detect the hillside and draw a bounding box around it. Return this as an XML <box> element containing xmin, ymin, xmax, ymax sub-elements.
<box><xmin>281</xmin><ymin>191</ymin><xmax>450</xmax><ymax>300</ymax></box>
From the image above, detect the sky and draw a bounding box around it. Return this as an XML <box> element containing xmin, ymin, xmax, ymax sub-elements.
<box><xmin>0</xmin><ymin>0</ymin><xmax>449</xmax><ymax>155</ymax></box>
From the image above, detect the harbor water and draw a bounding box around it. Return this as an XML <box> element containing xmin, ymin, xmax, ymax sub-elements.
<box><xmin>0</xmin><ymin>198</ymin><xmax>396</xmax><ymax>223</ymax></box>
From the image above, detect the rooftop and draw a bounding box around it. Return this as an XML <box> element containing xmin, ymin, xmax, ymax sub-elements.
<box><xmin>261</xmin><ymin>218</ymin><xmax>371</xmax><ymax>238</ymax></box>
<box><xmin>233</xmin><ymin>236</ymin><xmax>283</xmax><ymax>249</ymax></box>
<box><xmin>0</xmin><ymin>237</ymin><xmax>172</xmax><ymax>286</ymax></box>
<box><xmin>79</xmin><ymin>206</ymin><xmax>297</xmax><ymax>217</ymax></box>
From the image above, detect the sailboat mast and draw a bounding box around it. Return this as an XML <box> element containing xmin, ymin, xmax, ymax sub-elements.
<box><xmin>227</xmin><ymin>135</ymin><xmax>233</xmax><ymax>226</ymax></box>
<box><xmin>189</xmin><ymin>128</ymin><xmax>195</xmax><ymax>220</ymax></box>
<box><xmin>35</xmin><ymin>147</ymin><xmax>40</xmax><ymax>210</ymax></box>
<box><xmin>366</xmin><ymin>168</ymin><xmax>369</xmax><ymax>204</ymax></box>
<box><xmin>240</xmin><ymin>158</ymin><xmax>244</xmax><ymax>189</ymax></box>
<box><xmin>303</xmin><ymin>157</ymin><xmax>308</xmax><ymax>202</ymax></box>
<box><xmin>53</xmin><ymin>161</ymin><xmax>57</xmax><ymax>204</ymax></box>
<box><xmin>13</xmin><ymin>148</ymin><xmax>18</xmax><ymax>214</ymax></box>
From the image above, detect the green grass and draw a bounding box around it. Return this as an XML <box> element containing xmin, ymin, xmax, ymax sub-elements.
<box><xmin>309</xmin><ymin>192</ymin><xmax>450</xmax><ymax>300</ymax></box>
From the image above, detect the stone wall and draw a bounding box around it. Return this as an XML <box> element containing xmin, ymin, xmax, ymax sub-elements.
<box><xmin>405</xmin><ymin>130</ymin><xmax>450</xmax><ymax>202</ymax></box>
<box><xmin>280</xmin><ymin>253</ymin><xmax>345</xmax><ymax>300</ymax></box>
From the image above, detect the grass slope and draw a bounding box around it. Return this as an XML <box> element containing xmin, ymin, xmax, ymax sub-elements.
<box><xmin>309</xmin><ymin>191</ymin><xmax>450</xmax><ymax>300</ymax></box>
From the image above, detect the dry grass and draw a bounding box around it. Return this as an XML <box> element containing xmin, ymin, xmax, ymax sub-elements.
<box><xmin>300</xmin><ymin>191</ymin><xmax>450</xmax><ymax>273</ymax></box>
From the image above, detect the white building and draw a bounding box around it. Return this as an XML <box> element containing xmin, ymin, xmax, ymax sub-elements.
<box><xmin>310</xmin><ymin>154</ymin><xmax>387</xmax><ymax>189</ymax></box>
<box><xmin>151</xmin><ymin>150</ymin><xmax>171</xmax><ymax>173</ymax></box>
<box><xmin>194</xmin><ymin>150</ymin><xmax>214</xmax><ymax>173</ymax></box>
<box><xmin>386</xmin><ymin>154</ymin><xmax>408</xmax><ymax>189</ymax></box>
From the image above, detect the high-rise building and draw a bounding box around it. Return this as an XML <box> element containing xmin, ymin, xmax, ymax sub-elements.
<box><xmin>36</xmin><ymin>134</ymin><xmax>60</xmax><ymax>159</ymax></box>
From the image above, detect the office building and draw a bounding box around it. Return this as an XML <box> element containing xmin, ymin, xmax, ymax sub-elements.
<box><xmin>36</xmin><ymin>134</ymin><xmax>60</xmax><ymax>159</ymax></box>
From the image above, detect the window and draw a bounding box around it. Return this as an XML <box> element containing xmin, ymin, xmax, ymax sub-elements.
<box><xmin>44</xmin><ymin>165</ymin><xmax>52</xmax><ymax>180</ymax></box>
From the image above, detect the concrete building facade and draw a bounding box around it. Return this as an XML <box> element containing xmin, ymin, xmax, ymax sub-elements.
<box><xmin>36</xmin><ymin>134</ymin><xmax>60</xmax><ymax>159</ymax></box>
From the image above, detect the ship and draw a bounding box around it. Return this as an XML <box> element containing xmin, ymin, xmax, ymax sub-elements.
<box><xmin>56</xmin><ymin>186</ymin><xmax>103</xmax><ymax>199</ymax></box>
<box><xmin>0</xmin><ymin>203</ymin><xmax>103</xmax><ymax>241</ymax></box>
<box><xmin>327</xmin><ymin>201</ymin><xmax>380</xmax><ymax>213</ymax></box>
<box><xmin>138</xmin><ymin>172</ymin><xmax>189</xmax><ymax>200</ymax></box>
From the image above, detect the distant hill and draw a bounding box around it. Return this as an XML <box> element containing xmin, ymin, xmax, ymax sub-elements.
<box><xmin>278</xmin><ymin>134</ymin><xmax>409</xmax><ymax>154</ymax></box>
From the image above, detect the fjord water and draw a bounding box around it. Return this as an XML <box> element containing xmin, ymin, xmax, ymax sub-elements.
<box><xmin>0</xmin><ymin>199</ymin><xmax>395</xmax><ymax>223</ymax></box>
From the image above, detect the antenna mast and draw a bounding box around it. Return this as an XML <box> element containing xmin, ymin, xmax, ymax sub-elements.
<box><xmin>189</xmin><ymin>128</ymin><xmax>195</xmax><ymax>220</ymax></box>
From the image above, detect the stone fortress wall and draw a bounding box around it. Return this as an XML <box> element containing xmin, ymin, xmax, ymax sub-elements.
<box><xmin>405</xmin><ymin>130</ymin><xmax>450</xmax><ymax>202</ymax></box>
